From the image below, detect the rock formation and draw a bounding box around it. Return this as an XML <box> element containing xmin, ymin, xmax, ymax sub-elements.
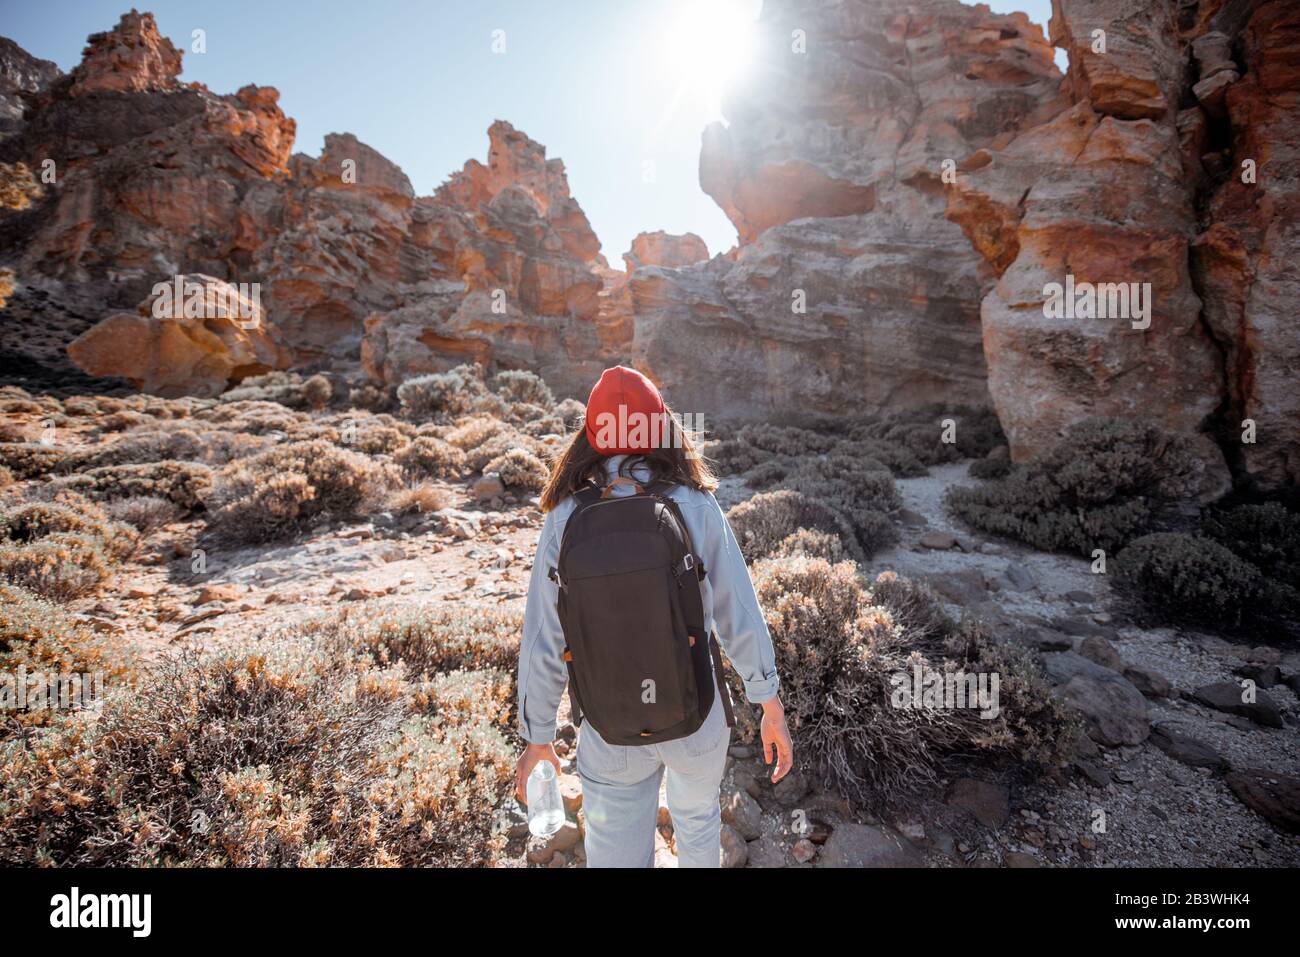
<box><xmin>630</xmin><ymin>0</ymin><xmax>1064</xmax><ymax>419</ymax></box>
<box><xmin>942</xmin><ymin>0</ymin><xmax>1298</xmax><ymax>491</ymax></box>
<box><xmin>0</xmin><ymin>2</ymin><xmax>1297</xmax><ymax>492</ymax></box>
<box><xmin>67</xmin><ymin>274</ymin><xmax>289</xmax><ymax>397</ymax></box>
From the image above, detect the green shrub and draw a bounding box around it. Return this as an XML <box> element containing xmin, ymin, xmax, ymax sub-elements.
<box><xmin>1204</xmin><ymin>502</ymin><xmax>1300</xmax><ymax>590</ymax></box>
<box><xmin>946</xmin><ymin>418</ymin><xmax>1203</xmax><ymax>555</ymax></box>
<box><xmin>1114</xmin><ymin>532</ymin><xmax>1272</xmax><ymax>626</ymax></box>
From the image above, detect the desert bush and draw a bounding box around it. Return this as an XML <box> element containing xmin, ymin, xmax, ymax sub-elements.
<box><xmin>0</xmin><ymin>466</ymin><xmax>11</xmax><ymax>490</ymax></box>
<box><xmin>731</xmin><ymin>559</ymin><xmax>967</xmax><ymax>801</ymax></box>
<box><xmin>393</xmin><ymin>436</ymin><xmax>467</xmax><ymax>481</ymax></box>
<box><xmin>192</xmin><ymin>400</ymin><xmax>306</xmax><ymax>435</ymax></box>
<box><xmin>554</xmin><ymin>397</ymin><xmax>586</xmax><ymax>429</ymax></box>
<box><xmin>726</xmin><ymin>490</ymin><xmax>865</xmax><ymax>563</ymax></box>
<box><xmin>207</xmin><ymin>440</ymin><xmax>391</xmax><ymax>544</ymax></box>
<box><xmin>397</xmin><ymin>364</ymin><xmax>494</xmax><ymax>422</ymax></box>
<box><xmin>0</xmin><ymin>630</ymin><xmax>513</xmax><ymax>866</ymax></box>
<box><xmin>0</xmin><ymin>442</ymin><xmax>69</xmax><ymax>479</ymax></box>
<box><xmin>943</xmin><ymin>618</ymin><xmax>1080</xmax><ymax>766</ymax></box>
<box><xmin>771</xmin><ymin>528</ymin><xmax>848</xmax><ymax>563</ymax></box>
<box><xmin>54</xmin><ymin>461</ymin><xmax>214</xmax><ymax>511</ymax></box>
<box><xmin>387</xmin><ymin>482</ymin><xmax>452</xmax><ymax>516</ymax></box>
<box><xmin>852</xmin><ymin>404</ymin><xmax>1005</xmax><ymax>466</ymax></box>
<box><xmin>0</xmin><ymin>532</ymin><xmax>112</xmax><ymax>600</ymax></box>
<box><xmin>492</xmin><ymin>369</ymin><xmax>554</xmax><ymax>409</ymax></box>
<box><xmin>104</xmin><ymin>495</ymin><xmax>185</xmax><ymax>535</ymax></box>
<box><xmin>728</xmin><ymin>560</ymin><xmax>1071</xmax><ymax>803</ymax></box>
<box><xmin>217</xmin><ymin>371</ymin><xmax>331</xmax><ymax>410</ymax></box>
<box><xmin>78</xmin><ymin>427</ymin><xmax>273</xmax><ymax>468</ymax></box>
<box><xmin>0</xmin><ymin>582</ymin><xmax>135</xmax><ymax>731</ymax></box>
<box><xmin>1204</xmin><ymin>501</ymin><xmax>1300</xmax><ymax>590</ymax></box>
<box><xmin>1</xmin><ymin>495</ymin><xmax>138</xmax><ymax>562</ymax></box>
<box><xmin>1114</xmin><ymin>533</ymin><xmax>1272</xmax><ymax>626</ymax></box>
<box><xmin>969</xmin><ymin>453</ymin><xmax>1014</xmax><ymax>480</ymax></box>
<box><xmin>946</xmin><ymin>418</ymin><xmax>1204</xmax><ymax>555</ymax></box>
<box><xmin>483</xmin><ymin>449</ymin><xmax>548</xmax><ymax>492</ymax></box>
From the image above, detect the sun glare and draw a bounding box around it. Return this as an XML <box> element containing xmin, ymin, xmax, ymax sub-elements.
<box><xmin>665</xmin><ymin>0</ymin><xmax>759</xmax><ymax>120</ymax></box>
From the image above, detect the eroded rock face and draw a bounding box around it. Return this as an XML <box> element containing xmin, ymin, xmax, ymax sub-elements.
<box><xmin>0</xmin><ymin>37</ymin><xmax>60</xmax><ymax>136</ymax></box>
<box><xmin>631</xmin><ymin>0</ymin><xmax>1063</xmax><ymax>419</ymax></box>
<box><xmin>1191</xmin><ymin>0</ymin><xmax>1300</xmax><ymax>491</ymax></box>
<box><xmin>942</xmin><ymin>1</ymin><xmax>1236</xmax><ymax>490</ymax></box>
<box><xmin>0</xmin><ymin>13</ymin><xmax>609</xmax><ymax>397</ymax></box>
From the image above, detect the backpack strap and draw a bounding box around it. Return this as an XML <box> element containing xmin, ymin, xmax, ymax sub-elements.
<box><xmin>709</xmin><ymin>634</ymin><xmax>736</xmax><ymax>729</ymax></box>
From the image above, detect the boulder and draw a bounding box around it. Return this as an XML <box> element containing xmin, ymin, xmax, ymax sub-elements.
<box><xmin>817</xmin><ymin>824</ymin><xmax>925</xmax><ymax>868</ymax></box>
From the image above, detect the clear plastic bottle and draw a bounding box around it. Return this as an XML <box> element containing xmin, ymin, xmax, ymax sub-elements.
<box><xmin>525</xmin><ymin>761</ymin><xmax>565</xmax><ymax>838</ymax></box>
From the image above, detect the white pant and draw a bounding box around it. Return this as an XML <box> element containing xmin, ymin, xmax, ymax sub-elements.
<box><xmin>577</xmin><ymin>694</ymin><xmax>731</xmax><ymax>868</ymax></box>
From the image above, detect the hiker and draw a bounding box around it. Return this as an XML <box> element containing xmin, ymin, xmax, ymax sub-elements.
<box><xmin>515</xmin><ymin>365</ymin><xmax>793</xmax><ymax>868</ymax></box>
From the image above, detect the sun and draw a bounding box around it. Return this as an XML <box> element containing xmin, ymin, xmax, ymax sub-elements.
<box><xmin>665</xmin><ymin>0</ymin><xmax>760</xmax><ymax>120</ymax></box>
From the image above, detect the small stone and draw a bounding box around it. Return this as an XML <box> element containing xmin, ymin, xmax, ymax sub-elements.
<box><xmin>946</xmin><ymin>778</ymin><xmax>1010</xmax><ymax>828</ymax></box>
<box><xmin>919</xmin><ymin>530</ymin><xmax>958</xmax><ymax>550</ymax></box>
<box><xmin>720</xmin><ymin>824</ymin><xmax>748</xmax><ymax>868</ymax></box>
<box><xmin>791</xmin><ymin>839</ymin><xmax>818</xmax><ymax>864</ymax></box>
<box><xmin>195</xmin><ymin>583</ymin><xmax>240</xmax><ymax>605</ymax></box>
<box><xmin>1003</xmin><ymin>851</ymin><xmax>1041</xmax><ymax>868</ymax></box>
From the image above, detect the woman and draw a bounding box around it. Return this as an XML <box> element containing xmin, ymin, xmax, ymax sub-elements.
<box><xmin>515</xmin><ymin>365</ymin><xmax>793</xmax><ymax>868</ymax></box>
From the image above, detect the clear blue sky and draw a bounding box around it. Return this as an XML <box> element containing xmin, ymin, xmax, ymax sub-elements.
<box><xmin>3</xmin><ymin>0</ymin><xmax>1058</xmax><ymax>265</ymax></box>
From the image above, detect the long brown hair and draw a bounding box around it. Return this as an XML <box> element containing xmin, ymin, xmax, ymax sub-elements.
<box><xmin>539</xmin><ymin>406</ymin><xmax>717</xmax><ymax>512</ymax></box>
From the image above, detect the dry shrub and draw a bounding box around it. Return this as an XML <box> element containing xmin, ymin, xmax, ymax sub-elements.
<box><xmin>554</xmin><ymin>397</ymin><xmax>586</xmax><ymax>430</ymax></box>
<box><xmin>851</xmin><ymin>404</ymin><xmax>1005</xmax><ymax>467</ymax></box>
<box><xmin>0</xmin><ymin>442</ymin><xmax>69</xmax><ymax>479</ymax></box>
<box><xmin>492</xmin><ymin>369</ymin><xmax>554</xmax><ymax>409</ymax></box>
<box><xmin>393</xmin><ymin>436</ymin><xmax>467</xmax><ymax>480</ymax></box>
<box><xmin>0</xmin><ymin>623</ymin><xmax>513</xmax><ymax>866</ymax></box>
<box><xmin>218</xmin><ymin>371</ymin><xmax>331</xmax><ymax>410</ymax></box>
<box><xmin>771</xmin><ymin>528</ymin><xmax>848</xmax><ymax>562</ymax></box>
<box><xmin>946</xmin><ymin>418</ymin><xmax>1205</xmax><ymax>555</ymax></box>
<box><xmin>1</xmin><ymin>494</ymin><xmax>138</xmax><ymax>562</ymax></box>
<box><xmin>105</xmin><ymin>495</ymin><xmax>185</xmax><ymax>535</ymax></box>
<box><xmin>728</xmin><ymin>560</ymin><xmax>1072</xmax><ymax>804</ymax></box>
<box><xmin>0</xmin><ymin>532</ymin><xmax>112</xmax><ymax>600</ymax></box>
<box><xmin>192</xmin><ymin>400</ymin><xmax>306</xmax><ymax>435</ymax></box>
<box><xmin>206</xmin><ymin>440</ymin><xmax>391</xmax><ymax>543</ymax></box>
<box><xmin>726</xmin><ymin>490</ymin><xmax>864</xmax><ymax>563</ymax></box>
<box><xmin>483</xmin><ymin>449</ymin><xmax>548</xmax><ymax>492</ymax></box>
<box><xmin>78</xmin><ymin>427</ymin><xmax>273</xmax><ymax>468</ymax></box>
<box><xmin>0</xmin><ymin>582</ymin><xmax>136</xmax><ymax>731</ymax></box>
<box><xmin>388</xmin><ymin>482</ymin><xmax>451</xmax><ymax>516</ymax></box>
<box><xmin>397</xmin><ymin>364</ymin><xmax>495</xmax><ymax>422</ymax></box>
<box><xmin>53</xmin><ymin>461</ymin><xmax>213</xmax><ymax>511</ymax></box>
<box><xmin>0</xmin><ymin>466</ymin><xmax>12</xmax><ymax>490</ymax></box>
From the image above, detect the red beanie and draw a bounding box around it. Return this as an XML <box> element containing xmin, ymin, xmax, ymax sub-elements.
<box><xmin>585</xmin><ymin>366</ymin><xmax>668</xmax><ymax>454</ymax></box>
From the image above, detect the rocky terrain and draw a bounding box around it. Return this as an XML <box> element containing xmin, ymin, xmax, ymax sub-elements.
<box><xmin>1</xmin><ymin>2</ymin><xmax>1298</xmax><ymax>869</ymax></box>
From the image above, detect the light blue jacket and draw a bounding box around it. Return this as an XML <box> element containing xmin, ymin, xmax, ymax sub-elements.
<box><xmin>517</xmin><ymin>455</ymin><xmax>780</xmax><ymax>744</ymax></box>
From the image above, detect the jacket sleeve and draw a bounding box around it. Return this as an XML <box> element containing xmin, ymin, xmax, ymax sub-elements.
<box><xmin>691</xmin><ymin>491</ymin><xmax>781</xmax><ymax>704</ymax></box>
<box><xmin>517</xmin><ymin>508</ymin><xmax>569</xmax><ymax>744</ymax></box>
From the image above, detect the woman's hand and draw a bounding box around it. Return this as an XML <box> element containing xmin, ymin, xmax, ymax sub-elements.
<box><xmin>515</xmin><ymin>741</ymin><xmax>562</xmax><ymax>804</ymax></box>
<box><xmin>760</xmin><ymin>697</ymin><xmax>794</xmax><ymax>783</ymax></box>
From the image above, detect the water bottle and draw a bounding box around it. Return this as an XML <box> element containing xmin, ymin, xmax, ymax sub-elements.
<box><xmin>525</xmin><ymin>761</ymin><xmax>565</xmax><ymax>838</ymax></box>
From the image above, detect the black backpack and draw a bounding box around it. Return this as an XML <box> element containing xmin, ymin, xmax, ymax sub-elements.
<box><xmin>549</xmin><ymin>476</ymin><xmax>735</xmax><ymax>746</ymax></box>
